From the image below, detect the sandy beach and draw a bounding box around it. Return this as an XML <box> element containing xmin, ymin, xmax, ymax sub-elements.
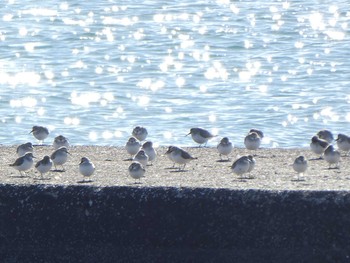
<box><xmin>1</xmin><ymin>145</ymin><xmax>349</xmax><ymax>191</ymax></box>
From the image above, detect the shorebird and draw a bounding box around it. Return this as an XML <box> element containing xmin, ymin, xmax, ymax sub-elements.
<box><xmin>16</xmin><ymin>142</ymin><xmax>34</xmax><ymax>156</ymax></box>
<box><xmin>30</xmin><ymin>126</ymin><xmax>49</xmax><ymax>144</ymax></box>
<box><xmin>244</xmin><ymin>131</ymin><xmax>261</xmax><ymax>150</ymax></box>
<box><xmin>310</xmin><ymin>135</ymin><xmax>329</xmax><ymax>159</ymax></box>
<box><xmin>53</xmin><ymin>135</ymin><xmax>70</xmax><ymax>150</ymax></box>
<box><xmin>324</xmin><ymin>145</ymin><xmax>340</xmax><ymax>169</ymax></box>
<box><xmin>231</xmin><ymin>155</ymin><xmax>251</xmax><ymax>179</ymax></box>
<box><xmin>165</xmin><ymin>146</ymin><xmax>197</xmax><ymax>171</ymax></box>
<box><xmin>10</xmin><ymin>152</ymin><xmax>35</xmax><ymax>176</ymax></box>
<box><xmin>336</xmin><ymin>133</ymin><xmax>350</xmax><ymax>155</ymax></box>
<box><xmin>128</xmin><ymin>162</ymin><xmax>146</xmax><ymax>183</ymax></box>
<box><xmin>165</xmin><ymin>146</ymin><xmax>180</xmax><ymax>168</ymax></box>
<box><xmin>132</xmin><ymin>126</ymin><xmax>148</xmax><ymax>141</ymax></box>
<box><xmin>317</xmin><ymin>130</ymin><xmax>334</xmax><ymax>144</ymax></box>
<box><xmin>217</xmin><ymin>137</ymin><xmax>233</xmax><ymax>161</ymax></box>
<box><xmin>35</xmin><ymin>155</ymin><xmax>53</xmax><ymax>179</ymax></box>
<box><xmin>79</xmin><ymin>157</ymin><xmax>95</xmax><ymax>182</ymax></box>
<box><xmin>133</xmin><ymin>149</ymin><xmax>149</xmax><ymax>167</ymax></box>
<box><xmin>51</xmin><ymin>146</ymin><xmax>70</xmax><ymax>171</ymax></box>
<box><xmin>187</xmin><ymin>127</ymin><xmax>216</xmax><ymax>147</ymax></box>
<box><xmin>125</xmin><ymin>136</ymin><xmax>141</xmax><ymax>158</ymax></box>
<box><xmin>141</xmin><ymin>141</ymin><xmax>157</xmax><ymax>164</ymax></box>
<box><xmin>293</xmin><ymin>156</ymin><xmax>308</xmax><ymax>181</ymax></box>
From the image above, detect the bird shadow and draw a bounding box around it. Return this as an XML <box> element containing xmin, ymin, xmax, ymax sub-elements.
<box><xmin>77</xmin><ymin>179</ymin><xmax>93</xmax><ymax>184</ymax></box>
<box><xmin>291</xmin><ymin>178</ymin><xmax>306</xmax><ymax>182</ymax></box>
<box><xmin>216</xmin><ymin>159</ymin><xmax>230</xmax><ymax>163</ymax></box>
<box><xmin>9</xmin><ymin>175</ymin><xmax>30</xmax><ymax>179</ymax></box>
<box><xmin>308</xmin><ymin>157</ymin><xmax>323</xmax><ymax>161</ymax></box>
<box><xmin>170</xmin><ymin>169</ymin><xmax>188</xmax><ymax>173</ymax></box>
<box><xmin>123</xmin><ymin>158</ymin><xmax>133</xmax><ymax>161</ymax></box>
<box><xmin>52</xmin><ymin>169</ymin><xmax>66</xmax><ymax>173</ymax></box>
<box><xmin>34</xmin><ymin>177</ymin><xmax>51</xmax><ymax>181</ymax></box>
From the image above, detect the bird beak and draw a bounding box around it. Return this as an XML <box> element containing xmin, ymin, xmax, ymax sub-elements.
<box><xmin>186</xmin><ymin>132</ymin><xmax>191</xmax><ymax>137</ymax></box>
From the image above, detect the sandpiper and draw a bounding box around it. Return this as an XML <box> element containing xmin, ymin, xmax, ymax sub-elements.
<box><xmin>53</xmin><ymin>135</ymin><xmax>70</xmax><ymax>150</ymax></box>
<box><xmin>125</xmin><ymin>136</ymin><xmax>141</xmax><ymax>157</ymax></box>
<box><xmin>310</xmin><ymin>135</ymin><xmax>329</xmax><ymax>158</ymax></box>
<box><xmin>128</xmin><ymin>162</ymin><xmax>146</xmax><ymax>183</ymax></box>
<box><xmin>249</xmin><ymin>129</ymin><xmax>264</xmax><ymax>139</ymax></box>
<box><xmin>324</xmin><ymin>145</ymin><xmax>340</xmax><ymax>169</ymax></box>
<box><xmin>132</xmin><ymin>126</ymin><xmax>148</xmax><ymax>141</ymax></box>
<box><xmin>30</xmin><ymin>126</ymin><xmax>49</xmax><ymax>144</ymax></box>
<box><xmin>79</xmin><ymin>157</ymin><xmax>95</xmax><ymax>181</ymax></box>
<box><xmin>16</xmin><ymin>142</ymin><xmax>34</xmax><ymax>157</ymax></box>
<box><xmin>51</xmin><ymin>146</ymin><xmax>70</xmax><ymax>171</ymax></box>
<box><xmin>217</xmin><ymin>137</ymin><xmax>233</xmax><ymax>160</ymax></box>
<box><xmin>141</xmin><ymin>141</ymin><xmax>157</xmax><ymax>164</ymax></box>
<box><xmin>293</xmin><ymin>156</ymin><xmax>308</xmax><ymax>181</ymax></box>
<box><xmin>317</xmin><ymin>130</ymin><xmax>334</xmax><ymax>144</ymax></box>
<box><xmin>133</xmin><ymin>149</ymin><xmax>149</xmax><ymax>167</ymax></box>
<box><xmin>35</xmin><ymin>155</ymin><xmax>53</xmax><ymax>179</ymax></box>
<box><xmin>187</xmin><ymin>128</ymin><xmax>216</xmax><ymax>147</ymax></box>
<box><xmin>336</xmin><ymin>133</ymin><xmax>350</xmax><ymax>155</ymax></box>
<box><xmin>244</xmin><ymin>131</ymin><xmax>261</xmax><ymax>150</ymax></box>
<box><xmin>165</xmin><ymin>146</ymin><xmax>197</xmax><ymax>171</ymax></box>
<box><xmin>10</xmin><ymin>152</ymin><xmax>35</xmax><ymax>176</ymax></box>
<box><xmin>165</xmin><ymin>146</ymin><xmax>180</xmax><ymax>168</ymax></box>
<box><xmin>231</xmin><ymin>155</ymin><xmax>251</xmax><ymax>179</ymax></box>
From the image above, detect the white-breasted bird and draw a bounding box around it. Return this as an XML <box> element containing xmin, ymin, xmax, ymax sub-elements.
<box><xmin>231</xmin><ymin>155</ymin><xmax>251</xmax><ymax>179</ymax></box>
<box><xmin>141</xmin><ymin>141</ymin><xmax>157</xmax><ymax>164</ymax></box>
<box><xmin>165</xmin><ymin>146</ymin><xmax>197</xmax><ymax>171</ymax></box>
<box><xmin>16</xmin><ymin>142</ymin><xmax>34</xmax><ymax>157</ymax></box>
<box><xmin>51</xmin><ymin>146</ymin><xmax>70</xmax><ymax>171</ymax></box>
<box><xmin>53</xmin><ymin>135</ymin><xmax>70</xmax><ymax>150</ymax></box>
<box><xmin>10</xmin><ymin>152</ymin><xmax>35</xmax><ymax>176</ymax></box>
<box><xmin>324</xmin><ymin>145</ymin><xmax>341</xmax><ymax>169</ymax></box>
<box><xmin>128</xmin><ymin>162</ymin><xmax>146</xmax><ymax>183</ymax></box>
<box><xmin>35</xmin><ymin>155</ymin><xmax>53</xmax><ymax>179</ymax></box>
<box><xmin>317</xmin><ymin>130</ymin><xmax>334</xmax><ymax>144</ymax></box>
<box><xmin>79</xmin><ymin>157</ymin><xmax>95</xmax><ymax>181</ymax></box>
<box><xmin>125</xmin><ymin>136</ymin><xmax>141</xmax><ymax>157</ymax></box>
<box><xmin>187</xmin><ymin>127</ymin><xmax>216</xmax><ymax>147</ymax></box>
<box><xmin>244</xmin><ymin>131</ymin><xmax>261</xmax><ymax>150</ymax></box>
<box><xmin>310</xmin><ymin>135</ymin><xmax>329</xmax><ymax>158</ymax></box>
<box><xmin>30</xmin><ymin>125</ymin><xmax>49</xmax><ymax>144</ymax></box>
<box><xmin>217</xmin><ymin>137</ymin><xmax>233</xmax><ymax>160</ymax></box>
<box><xmin>336</xmin><ymin>133</ymin><xmax>350</xmax><ymax>155</ymax></box>
<box><xmin>132</xmin><ymin>126</ymin><xmax>148</xmax><ymax>141</ymax></box>
<box><xmin>133</xmin><ymin>149</ymin><xmax>149</xmax><ymax>167</ymax></box>
<box><xmin>293</xmin><ymin>156</ymin><xmax>308</xmax><ymax>181</ymax></box>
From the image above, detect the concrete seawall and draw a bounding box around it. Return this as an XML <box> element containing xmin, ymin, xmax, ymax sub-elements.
<box><xmin>1</xmin><ymin>184</ymin><xmax>349</xmax><ymax>262</ymax></box>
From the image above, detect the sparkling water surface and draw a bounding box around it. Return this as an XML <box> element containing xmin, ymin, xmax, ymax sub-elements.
<box><xmin>0</xmin><ymin>1</ymin><xmax>349</xmax><ymax>148</ymax></box>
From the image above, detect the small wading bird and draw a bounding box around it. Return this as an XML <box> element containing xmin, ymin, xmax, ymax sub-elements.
<box><xmin>244</xmin><ymin>131</ymin><xmax>262</xmax><ymax>151</ymax></box>
<box><xmin>30</xmin><ymin>126</ymin><xmax>49</xmax><ymax>144</ymax></box>
<box><xmin>324</xmin><ymin>145</ymin><xmax>341</xmax><ymax>169</ymax></box>
<box><xmin>10</xmin><ymin>152</ymin><xmax>35</xmax><ymax>177</ymax></box>
<box><xmin>128</xmin><ymin>162</ymin><xmax>146</xmax><ymax>183</ymax></box>
<box><xmin>293</xmin><ymin>156</ymin><xmax>308</xmax><ymax>181</ymax></box>
<box><xmin>16</xmin><ymin>142</ymin><xmax>34</xmax><ymax>157</ymax></box>
<box><xmin>132</xmin><ymin>126</ymin><xmax>148</xmax><ymax>141</ymax></box>
<box><xmin>51</xmin><ymin>146</ymin><xmax>70</xmax><ymax>171</ymax></box>
<box><xmin>310</xmin><ymin>135</ymin><xmax>329</xmax><ymax>159</ymax></box>
<box><xmin>165</xmin><ymin>146</ymin><xmax>197</xmax><ymax>171</ymax></box>
<box><xmin>217</xmin><ymin>137</ymin><xmax>233</xmax><ymax>161</ymax></box>
<box><xmin>79</xmin><ymin>157</ymin><xmax>95</xmax><ymax>182</ymax></box>
<box><xmin>53</xmin><ymin>135</ymin><xmax>70</xmax><ymax>150</ymax></box>
<box><xmin>336</xmin><ymin>133</ymin><xmax>350</xmax><ymax>156</ymax></box>
<box><xmin>187</xmin><ymin>127</ymin><xmax>216</xmax><ymax>147</ymax></box>
<box><xmin>125</xmin><ymin>137</ymin><xmax>141</xmax><ymax>158</ymax></box>
<box><xmin>35</xmin><ymin>155</ymin><xmax>53</xmax><ymax>179</ymax></box>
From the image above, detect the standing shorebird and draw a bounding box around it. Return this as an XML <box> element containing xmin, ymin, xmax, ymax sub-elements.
<box><xmin>324</xmin><ymin>145</ymin><xmax>341</xmax><ymax>169</ymax></box>
<box><xmin>133</xmin><ymin>149</ymin><xmax>149</xmax><ymax>167</ymax></box>
<box><xmin>35</xmin><ymin>155</ymin><xmax>53</xmax><ymax>179</ymax></box>
<box><xmin>128</xmin><ymin>162</ymin><xmax>146</xmax><ymax>183</ymax></box>
<box><xmin>16</xmin><ymin>142</ymin><xmax>34</xmax><ymax>157</ymax></box>
<box><xmin>79</xmin><ymin>157</ymin><xmax>95</xmax><ymax>182</ymax></box>
<box><xmin>217</xmin><ymin>137</ymin><xmax>233</xmax><ymax>161</ymax></box>
<box><xmin>165</xmin><ymin>146</ymin><xmax>197</xmax><ymax>171</ymax></box>
<box><xmin>187</xmin><ymin>128</ymin><xmax>216</xmax><ymax>147</ymax></box>
<box><xmin>132</xmin><ymin>126</ymin><xmax>148</xmax><ymax>141</ymax></box>
<box><xmin>10</xmin><ymin>152</ymin><xmax>35</xmax><ymax>177</ymax></box>
<box><xmin>231</xmin><ymin>155</ymin><xmax>251</xmax><ymax>179</ymax></box>
<box><xmin>317</xmin><ymin>130</ymin><xmax>334</xmax><ymax>144</ymax></box>
<box><xmin>244</xmin><ymin>131</ymin><xmax>262</xmax><ymax>151</ymax></box>
<box><xmin>336</xmin><ymin>133</ymin><xmax>350</xmax><ymax>156</ymax></box>
<box><xmin>246</xmin><ymin>155</ymin><xmax>256</xmax><ymax>178</ymax></box>
<box><xmin>30</xmin><ymin>126</ymin><xmax>49</xmax><ymax>144</ymax></box>
<box><xmin>51</xmin><ymin>146</ymin><xmax>70</xmax><ymax>171</ymax></box>
<box><xmin>293</xmin><ymin>156</ymin><xmax>308</xmax><ymax>181</ymax></box>
<box><xmin>53</xmin><ymin>135</ymin><xmax>70</xmax><ymax>150</ymax></box>
<box><xmin>142</xmin><ymin>141</ymin><xmax>157</xmax><ymax>164</ymax></box>
<box><xmin>310</xmin><ymin>135</ymin><xmax>329</xmax><ymax>159</ymax></box>
<box><xmin>125</xmin><ymin>137</ymin><xmax>141</xmax><ymax>158</ymax></box>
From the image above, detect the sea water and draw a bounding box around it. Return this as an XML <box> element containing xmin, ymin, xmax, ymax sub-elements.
<box><xmin>0</xmin><ymin>0</ymin><xmax>349</xmax><ymax>148</ymax></box>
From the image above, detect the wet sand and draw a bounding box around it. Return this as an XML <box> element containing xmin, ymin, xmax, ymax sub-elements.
<box><xmin>1</xmin><ymin>145</ymin><xmax>349</xmax><ymax>191</ymax></box>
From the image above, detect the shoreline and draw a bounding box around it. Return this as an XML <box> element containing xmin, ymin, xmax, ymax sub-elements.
<box><xmin>1</xmin><ymin>145</ymin><xmax>349</xmax><ymax>191</ymax></box>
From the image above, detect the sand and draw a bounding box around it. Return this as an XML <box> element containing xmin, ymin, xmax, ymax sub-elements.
<box><xmin>1</xmin><ymin>145</ymin><xmax>349</xmax><ymax>191</ymax></box>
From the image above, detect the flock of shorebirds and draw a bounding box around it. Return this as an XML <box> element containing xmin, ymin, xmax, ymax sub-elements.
<box><xmin>8</xmin><ymin>125</ymin><xmax>350</xmax><ymax>183</ymax></box>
